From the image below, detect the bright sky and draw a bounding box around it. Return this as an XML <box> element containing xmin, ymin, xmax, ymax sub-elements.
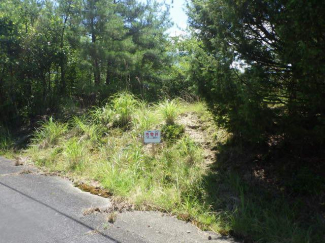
<box><xmin>139</xmin><ymin>0</ymin><xmax>189</xmax><ymax>36</ymax></box>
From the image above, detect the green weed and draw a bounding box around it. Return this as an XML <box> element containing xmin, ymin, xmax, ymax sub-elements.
<box><xmin>132</xmin><ymin>102</ymin><xmax>159</xmax><ymax>133</ymax></box>
<box><xmin>157</xmin><ymin>99</ymin><xmax>179</xmax><ymax>125</ymax></box>
<box><xmin>33</xmin><ymin>117</ymin><xmax>68</xmax><ymax>148</ymax></box>
<box><xmin>111</xmin><ymin>92</ymin><xmax>139</xmax><ymax>127</ymax></box>
<box><xmin>91</xmin><ymin>104</ymin><xmax>114</xmax><ymax>125</ymax></box>
<box><xmin>0</xmin><ymin>126</ymin><xmax>14</xmax><ymax>155</ymax></box>
<box><xmin>21</xmin><ymin>95</ymin><xmax>324</xmax><ymax>243</ymax></box>
<box><xmin>161</xmin><ymin>124</ymin><xmax>185</xmax><ymax>142</ymax></box>
<box><xmin>63</xmin><ymin>138</ymin><xmax>86</xmax><ymax>170</ymax></box>
<box><xmin>73</xmin><ymin>117</ymin><xmax>103</xmax><ymax>143</ymax></box>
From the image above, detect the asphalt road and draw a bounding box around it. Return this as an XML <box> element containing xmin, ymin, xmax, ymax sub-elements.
<box><xmin>0</xmin><ymin>156</ymin><xmax>236</xmax><ymax>243</ymax></box>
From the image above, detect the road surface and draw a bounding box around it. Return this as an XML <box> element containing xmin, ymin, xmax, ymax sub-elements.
<box><xmin>0</xmin><ymin>156</ymin><xmax>236</xmax><ymax>243</ymax></box>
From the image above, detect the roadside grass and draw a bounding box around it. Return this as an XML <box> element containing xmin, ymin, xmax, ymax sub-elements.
<box><xmin>18</xmin><ymin>93</ymin><xmax>324</xmax><ymax>243</ymax></box>
<box><xmin>0</xmin><ymin>126</ymin><xmax>14</xmax><ymax>157</ymax></box>
<box><xmin>202</xmin><ymin>170</ymin><xmax>324</xmax><ymax>243</ymax></box>
<box><xmin>33</xmin><ymin>117</ymin><xmax>68</xmax><ymax>148</ymax></box>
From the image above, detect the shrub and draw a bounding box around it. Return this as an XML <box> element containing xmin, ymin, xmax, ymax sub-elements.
<box><xmin>162</xmin><ymin>124</ymin><xmax>185</xmax><ymax>142</ymax></box>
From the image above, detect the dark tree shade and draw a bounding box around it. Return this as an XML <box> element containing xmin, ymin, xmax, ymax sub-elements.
<box><xmin>188</xmin><ymin>0</ymin><xmax>325</xmax><ymax>154</ymax></box>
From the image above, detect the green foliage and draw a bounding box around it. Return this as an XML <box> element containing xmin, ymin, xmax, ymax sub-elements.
<box><xmin>158</xmin><ymin>99</ymin><xmax>179</xmax><ymax>125</ymax></box>
<box><xmin>110</xmin><ymin>92</ymin><xmax>139</xmax><ymax>127</ymax></box>
<box><xmin>0</xmin><ymin>0</ymin><xmax>174</xmax><ymax>127</ymax></box>
<box><xmin>21</xmin><ymin>97</ymin><xmax>325</xmax><ymax>242</ymax></box>
<box><xmin>0</xmin><ymin>126</ymin><xmax>13</xmax><ymax>152</ymax></box>
<box><xmin>286</xmin><ymin>167</ymin><xmax>325</xmax><ymax>195</ymax></box>
<box><xmin>161</xmin><ymin>124</ymin><xmax>185</xmax><ymax>142</ymax></box>
<box><xmin>132</xmin><ymin>102</ymin><xmax>158</xmax><ymax>133</ymax></box>
<box><xmin>25</xmin><ymin>98</ymin><xmax>206</xmax><ymax>214</ymax></box>
<box><xmin>34</xmin><ymin>117</ymin><xmax>68</xmax><ymax>148</ymax></box>
<box><xmin>63</xmin><ymin>138</ymin><xmax>86</xmax><ymax>170</ymax></box>
<box><xmin>73</xmin><ymin>117</ymin><xmax>103</xmax><ymax>142</ymax></box>
<box><xmin>91</xmin><ymin>104</ymin><xmax>114</xmax><ymax>125</ymax></box>
<box><xmin>163</xmin><ymin>36</ymin><xmax>200</xmax><ymax>101</ymax></box>
<box><xmin>188</xmin><ymin>0</ymin><xmax>325</xmax><ymax>153</ymax></box>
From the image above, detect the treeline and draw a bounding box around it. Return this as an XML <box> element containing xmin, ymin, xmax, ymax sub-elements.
<box><xmin>0</xmin><ymin>0</ymin><xmax>194</xmax><ymax>127</ymax></box>
<box><xmin>188</xmin><ymin>0</ymin><xmax>325</xmax><ymax>159</ymax></box>
<box><xmin>2</xmin><ymin>0</ymin><xmax>325</xmax><ymax>161</ymax></box>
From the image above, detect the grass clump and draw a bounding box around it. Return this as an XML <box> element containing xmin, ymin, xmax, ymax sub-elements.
<box><xmin>132</xmin><ymin>102</ymin><xmax>159</xmax><ymax>133</ymax></box>
<box><xmin>0</xmin><ymin>126</ymin><xmax>14</xmax><ymax>156</ymax></box>
<box><xmin>111</xmin><ymin>92</ymin><xmax>139</xmax><ymax>128</ymax></box>
<box><xmin>34</xmin><ymin>117</ymin><xmax>68</xmax><ymax>148</ymax></box>
<box><xmin>73</xmin><ymin>117</ymin><xmax>104</xmax><ymax>143</ymax></box>
<box><xmin>161</xmin><ymin>124</ymin><xmax>185</xmax><ymax>142</ymax></box>
<box><xmin>91</xmin><ymin>104</ymin><xmax>114</xmax><ymax>125</ymax></box>
<box><xmin>158</xmin><ymin>99</ymin><xmax>179</xmax><ymax>125</ymax></box>
<box><xmin>159</xmin><ymin>99</ymin><xmax>185</xmax><ymax>143</ymax></box>
<box><xmin>63</xmin><ymin>138</ymin><xmax>86</xmax><ymax>170</ymax></box>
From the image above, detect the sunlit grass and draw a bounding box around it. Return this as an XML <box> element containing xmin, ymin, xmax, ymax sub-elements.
<box><xmin>157</xmin><ymin>99</ymin><xmax>180</xmax><ymax>125</ymax></box>
<box><xmin>111</xmin><ymin>92</ymin><xmax>139</xmax><ymax>127</ymax></box>
<box><xmin>33</xmin><ymin>117</ymin><xmax>68</xmax><ymax>148</ymax></box>
<box><xmin>21</xmin><ymin>93</ymin><xmax>324</xmax><ymax>243</ymax></box>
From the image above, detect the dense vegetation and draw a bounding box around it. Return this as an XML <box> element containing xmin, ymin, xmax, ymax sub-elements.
<box><xmin>188</xmin><ymin>0</ymin><xmax>325</xmax><ymax>155</ymax></box>
<box><xmin>0</xmin><ymin>0</ymin><xmax>195</xmax><ymax>127</ymax></box>
<box><xmin>1</xmin><ymin>1</ymin><xmax>324</xmax><ymax>242</ymax></box>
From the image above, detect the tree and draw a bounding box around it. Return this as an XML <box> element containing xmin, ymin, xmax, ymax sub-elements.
<box><xmin>0</xmin><ymin>0</ymin><xmax>176</xmax><ymax>126</ymax></box>
<box><xmin>188</xmin><ymin>0</ymin><xmax>325</xmax><ymax>154</ymax></box>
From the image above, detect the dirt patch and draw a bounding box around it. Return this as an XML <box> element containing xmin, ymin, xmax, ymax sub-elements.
<box><xmin>14</xmin><ymin>156</ymin><xmax>30</xmax><ymax>166</ymax></box>
<box><xmin>19</xmin><ymin>169</ymin><xmax>33</xmax><ymax>174</ymax></box>
<box><xmin>83</xmin><ymin>197</ymin><xmax>135</xmax><ymax>223</ymax></box>
<box><xmin>177</xmin><ymin>112</ymin><xmax>216</xmax><ymax>165</ymax></box>
<box><xmin>74</xmin><ymin>182</ymin><xmax>112</xmax><ymax>198</ymax></box>
<box><xmin>0</xmin><ymin>169</ymin><xmax>34</xmax><ymax>177</ymax></box>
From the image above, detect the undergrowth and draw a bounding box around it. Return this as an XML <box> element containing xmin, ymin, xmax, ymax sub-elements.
<box><xmin>17</xmin><ymin>93</ymin><xmax>325</xmax><ymax>243</ymax></box>
<box><xmin>0</xmin><ymin>125</ymin><xmax>14</xmax><ymax>156</ymax></box>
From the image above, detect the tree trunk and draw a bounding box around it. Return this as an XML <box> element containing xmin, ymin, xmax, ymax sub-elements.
<box><xmin>91</xmin><ymin>19</ymin><xmax>100</xmax><ymax>86</ymax></box>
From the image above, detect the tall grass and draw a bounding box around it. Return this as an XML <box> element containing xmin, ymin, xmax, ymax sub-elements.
<box><xmin>111</xmin><ymin>92</ymin><xmax>139</xmax><ymax>127</ymax></box>
<box><xmin>0</xmin><ymin>126</ymin><xmax>13</xmax><ymax>154</ymax></box>
<box><xmin>73</xmin><ymin>117</ymin><xmax>103</xmax><ymax>142</ymax></box>
<box><xmin>23</xmin><ymin>95</ymin><xmax>324</xmax><ymax>243</ymax></box>
<box><xmin>63</xmin><ymin>137</ymin><xmax>86</xmax><ymax>170</ymax></box>
<box><xmin>157</xmin><ymin>99</ymin><xmax>179</xmax><ymax>125</ymax></box>
<box><xmin>90</xmin><ymin>104</ymin><xmax>113</xmax><ymax>125</ymax></box>
<box><xmin>132</xmin><ymin>101</ymin><xmax>159</xmax><ymax>133</ymax></box>
<box><xmin>33</xmin><ymin>117</ymin><xmax>68</xmax><ymax>148</ymax></box>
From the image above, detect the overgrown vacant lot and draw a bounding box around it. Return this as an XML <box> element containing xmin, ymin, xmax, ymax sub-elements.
<box><xmin>14</xmin><ymin>93</ymin><xmax>324</xmax><ymax>243</ymax></box>
<box><xmin>25</xmin><ymin>93</ymin><xmax>210</xmax><ymax>217</ymax></box>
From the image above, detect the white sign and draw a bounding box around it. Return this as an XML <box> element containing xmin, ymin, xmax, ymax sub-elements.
<box><xmin>144</xmin><ymin>130</ymin><xmax>161</xmax><ymax>144</ymax></box>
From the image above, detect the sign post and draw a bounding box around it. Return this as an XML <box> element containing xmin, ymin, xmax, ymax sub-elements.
<box><xmin>144</xmin><ymin>130</ymin><xmax>161</xmax><ymax>155</ymax></box>
<box><xmin>144</xmin><ymin>130</ymin><xmax>161</xmax><ymax>144</ymax></box>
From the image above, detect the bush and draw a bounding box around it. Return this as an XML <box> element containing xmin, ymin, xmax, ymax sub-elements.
<box><xmin>162</xmin><ymin>124</ymin><xmax>185</xmax><ymax>142</ymax></box>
